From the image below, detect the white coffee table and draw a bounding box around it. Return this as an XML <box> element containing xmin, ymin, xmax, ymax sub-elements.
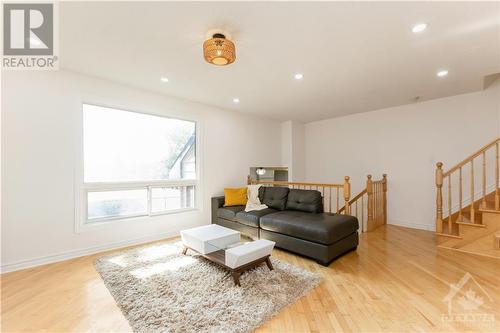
<box><xmin>180</xmin><ymin>224</ymin><xmax>275</xmax><ymax>286</ymax></box>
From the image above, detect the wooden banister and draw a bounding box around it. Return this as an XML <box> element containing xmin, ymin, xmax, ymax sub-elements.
<box><xmin>435</xmin><ymin>162</ymin><xmax>444</xmax><ymax>233</ymax></box>
<box><xmin>343</xmin><ymin>176</ymin><xmax>351</xmax><ymax>215</ymax></box>
<box><xmin>367</xmin><ymin>175</ymin><xmax>374</xmax><ymax>230</ymax></box>
<box><xmin>435</xmin><ymin>137</ymin><xmax>500</xmax><ymax>235</ymax></box>
<box><xmin>382</xmin><ymin>174</ymin><xmax>387</xmax><ymax>225</ymax></box>
<box><xmin>496</xmin><ymin>142</ymin><xmax>499</xmax><ymax>210</ymax></box>
<box><xmin>343</xmin><ymin>189</ymin><xmax>367</xmax><ymax>207</ymax></box>
<box><xmin>442</xmin><ymin>137</ymin><xmax>500</xmax><ymax>177</ymax></box>
<box><xmin>338</xmin><ymin>174</ymin><xmax>388</xmax><ymax>232</ymax></box>
<box><xmin>248</xmin><ymin>177</ymin><xmax>348</xmax><ymax>214</ymax></box>
<box><xmin>248</xmin><ymin>180</ymin><xmax>344</xmax><ymax>188</ymax></box>
<box><xmin>250</xmin><ymin>174</ymin><xmax>387</xmax><ymax>233</ymax></box>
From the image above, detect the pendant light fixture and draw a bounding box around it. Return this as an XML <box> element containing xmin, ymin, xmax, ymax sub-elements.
<box><xmin>203</xmin><ymin>33</ymin><xmax>236</xmax><ymax>66</ymax></box>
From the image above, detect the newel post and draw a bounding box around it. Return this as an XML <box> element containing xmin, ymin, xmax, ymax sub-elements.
<box><xmin>343</xmin><ymin>176</ymin><xmax>351</xmax><ymax>215</ymax></box>
<box><xmin>436</xmin><ymin>162</ymin><xmax>444</xmax><ymax>233</ymax></box>
<box><xmin>382</xmin><ymin>174</ymin><xmax>387</xmax><ymax>225</ymax></box>
<box><xmin>367</xmin><ymin>175</ymin><xmax>374</xmax><ymax>231</ymax></box>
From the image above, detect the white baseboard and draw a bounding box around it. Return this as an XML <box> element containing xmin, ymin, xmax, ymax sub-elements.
<box><xmin>0</xmin><ymin>230</ymin><xmax>183</xmax><ymax>274</ymax></box>
<box><xmin>388</xmin><ymin>218</ymin><xmax>435</xmax><ymax>231</ymax></box>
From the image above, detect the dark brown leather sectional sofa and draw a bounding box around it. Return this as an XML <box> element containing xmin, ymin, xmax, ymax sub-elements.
<box><xmin>211</xmin><ymin>186</ymin><xmax>359</xmax><ymax>265</ymax></box>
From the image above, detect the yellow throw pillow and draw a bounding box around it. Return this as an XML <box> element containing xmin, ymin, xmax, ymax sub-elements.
<box><xmin>224</xmin><ymin>187</ymin><xmax>248</xmax><ymax>207</ymax></box>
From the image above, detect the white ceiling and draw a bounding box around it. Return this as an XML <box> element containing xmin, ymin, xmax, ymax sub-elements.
<box><xmin>60</xmin><ymin>1</ymin><xmax>500</xmax><ymax>122</ymax></box>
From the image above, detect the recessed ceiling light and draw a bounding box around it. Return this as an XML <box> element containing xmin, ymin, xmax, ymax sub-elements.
<box><xmin>412</xmin><ymin>23</ymin><xmax>427</xmax><ymax>33</ymax></box>
<box><xmin>437</xmin><ymin>70</ymin><xmax>449</xmax><ymax>77</ymax></box>
<box><xmin>233</xmin><ymin>98</ymin><xmax>240</xmax><ymax>104</ymax></box>
<box><xmin>160</xmin><ymin>77</ymin><xmax>169</xmax><ymax>83</ymax></box>
<box><xmin>294</xmin><ymin>73</ymin><xmax>304</xmax><ymax>80</ymax></box>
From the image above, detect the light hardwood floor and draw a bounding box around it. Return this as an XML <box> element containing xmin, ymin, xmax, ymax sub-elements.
<box><xmin>2</xmin><ymin>225</ymin><xmax>499</xmax><ymax>332</ymax></box>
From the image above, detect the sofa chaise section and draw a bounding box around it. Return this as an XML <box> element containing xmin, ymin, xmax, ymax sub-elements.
<box><xmin>259</xmin><ymin>211</ymin><xmax>358</xmax><ymax>265</ymax></box>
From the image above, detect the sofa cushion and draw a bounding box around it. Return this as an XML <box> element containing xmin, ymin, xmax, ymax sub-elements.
<box><xmin>261</xmin><ymin>187</ymin><xmax>290</xmax><ymax>211</ymax></box>
<box><xmin>217</xmin><ymin>206</ymin><xmax>245</xmax><ymax>221</ymax></box>
<box><xmin>260</xmin><ymin>211</ymin><xmax>358</xmax><ymax>245</ymax></box>
<box><xmin>258</xmin><ymin>186</ymin><xmax>266</xmax><ymax>203</ymax></box>
<box><xmin>286</xmin><ymin>189</ymin><xmax>323</xmax><ymax>213</ymax></box>
<box><xmin>235</xmin><ymin>208</ymin><xmax>277</xmax><ymax>227</ymax></box>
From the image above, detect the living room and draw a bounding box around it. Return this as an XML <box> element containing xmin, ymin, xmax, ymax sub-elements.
<box><xmin>1</xmin><ymin>1</ymin><xmax>499</xmax><ymax>332</ymax></box>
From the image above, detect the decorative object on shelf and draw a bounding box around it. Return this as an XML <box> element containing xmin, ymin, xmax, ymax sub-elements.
<box><xmin>203</xmin><ymin>33</ymin><xmax>236</xmax><ymax>66</ymax></box>
<box><xmin>256</xmin><ymin>167</ymin><xmax>266</xmax><ymax>176</ymax></box>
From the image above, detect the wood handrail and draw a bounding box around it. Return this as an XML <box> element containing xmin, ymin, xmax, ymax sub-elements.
<box><xmin>442</xmin><ymin>137</ymin><xmax>500</xmax><ymax>177</ymax></box>
<box><xmin>338</xmin><ymin>189</ymin><xmax>367</xmax><ymax>213</ymax></box>
<box><xmin>248</xmin><ymin>180</ymin><xmax>343</xmax><ymax>188</ymax></box>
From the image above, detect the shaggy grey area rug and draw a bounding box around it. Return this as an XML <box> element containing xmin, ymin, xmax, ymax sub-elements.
<box><xmin>94</xmin><ymin>240</ymin><xmax>321</xmax><ymax>333</ymax></box>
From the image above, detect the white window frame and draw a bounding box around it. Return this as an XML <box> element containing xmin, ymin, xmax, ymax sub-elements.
<box><xmin>75</xmin><ymin>102</ymin><xmax>202</xmax><ymax>233</ymax></box>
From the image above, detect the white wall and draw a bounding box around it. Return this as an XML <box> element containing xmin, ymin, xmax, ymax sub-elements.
<box><xmin>281</xmin><ymin>121</ymin><xmax>292</xmax><ymax>176</ymax></box>
<box><xmin>1</xmin><ymin>70</ymin><xmax>282</xmax><ymax>271</ymax></box>
<box><xmin>305</xmin><ymin>80</ymin><xmax>500</xmax><ymax>231</ymax></box>
<box><xmin>281</xmin><ymin>120</ymin><xmax>305</xmax><ymax>181</ymax></box>
<box><xmin>291</xmin><ymin>121</ymin><xmax>306</xmax><ymax>181</ymax></box>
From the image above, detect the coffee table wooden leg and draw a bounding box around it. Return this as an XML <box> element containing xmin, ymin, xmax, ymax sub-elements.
<box><xmin>182</xmin><ymin>246</ymin><xmax>188</xmax><ymax>255</ymax></box>
<box><xmin>232</xmin><ymin>271</ymin><xmax>241</xmax><ymax>286</ymax></box>
<box><xmin>265</xmin><ymin>257</ymin><xmax>273</xmax><ymax>271</ymax></box>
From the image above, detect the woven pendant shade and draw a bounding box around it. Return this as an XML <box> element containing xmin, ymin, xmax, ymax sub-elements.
<box><xmin>203</xmin><ymin>34</ymin><xmax>236</xmax><ymax>66</ymax></box>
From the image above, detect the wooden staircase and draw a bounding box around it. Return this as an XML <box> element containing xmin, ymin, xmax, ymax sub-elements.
<box><xmin>435</xmin><ymin>137</ymin><xmax>500</xmax><ymax>258</ymax></box>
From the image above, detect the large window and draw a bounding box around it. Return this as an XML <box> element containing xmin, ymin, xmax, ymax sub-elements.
<box><xmin>81</xmin><ymin>104</ymin><xmax>197</xmax><ymax>224</ymax></box>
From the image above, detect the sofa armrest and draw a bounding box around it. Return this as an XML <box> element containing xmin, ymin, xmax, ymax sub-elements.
<box><xmin>211</xmin><ymin>196</ymin><xmax>225</xmax><ymax>224</ymax></box>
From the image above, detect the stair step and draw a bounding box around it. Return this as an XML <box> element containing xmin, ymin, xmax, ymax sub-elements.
<box><xmin>453</xmin><ymin>232</ymin><xmax>500</xmax><ymax>259</ymax></box>
<box><xmin>461</xmin><ymin>211</ymin><xmax>483</xmax><ymax>224</ymax></box>
<box><xmin>479</xmin><ymin>208</ymin><xmax>500</xmax><ymax>214</ymax></box>
<box><xmin>456</xmin><ymin>221</ymin><xmax>486</xmax><ymax>228</ymax></box>
<box><xmin>435</xmin><ymin>232</ymin><xmax>463</xmax><ymax>239</ymax></box>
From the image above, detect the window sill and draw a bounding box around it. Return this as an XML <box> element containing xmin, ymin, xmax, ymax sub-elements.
<box><xmin>75</xmin><ymin>208</ymin><xmax>199</xmax><ymax>233</ymax></box>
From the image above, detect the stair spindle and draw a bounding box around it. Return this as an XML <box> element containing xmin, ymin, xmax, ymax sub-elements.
<box><xmin>367</xmin><ymin>175</ymin><xmax>374</xmax><ymax>231</ymax></box>
<box><xmin>482</xmin><ymin>151</ymin><xmax>487</xmax><ymax>209</ymax></box>
<box><xmin>448</xmin><ymin>175</ymin><xmax>452</xmax><ymax>233</ymax></box>
<box><xmin>329</xmin><ymin>187</ymin><xmax>332</xmax><ymax>213</ymax></box>
<box><xmin>361</xmin><ymin>196</ymin><xmax>365</xmax><ymax>232</ymax></box>
<box><xmin>470</xmin><ymin>160</ymin><xmax>475</xmax><ymax>223</ymax></box>
<box><xmin>458</xmin><ymin>167</ymin><xmax>463</xmax><ymax>222</ymax></box>
<box><xmin>336</xmin><ymin>188</ymin><xmax>340</xmax><ymax>213</ymax></box>
<box><xmin>496</xmin><ymin>143</ymin><xmax>499</xmax><ymax>210</ymax></box>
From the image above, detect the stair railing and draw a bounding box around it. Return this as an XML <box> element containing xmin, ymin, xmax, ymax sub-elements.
<box><xmin>248</xmin><ymin>174</ymin><xmax>387</xmax><ymax>233</ymax></box>
<box><xmin>339</xmin><ymin>174</ymin><xmax>387</xmax><ymax>232</ymax></box>
<box><xmin>435</xmin><ymin>137</ymin><xmax>500</xmax><ymax>234</ymax></box>
<box><xmin>248</xmin><ymin>176</ymin><xmax>351</xmax><ymax>214</ymax></box>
